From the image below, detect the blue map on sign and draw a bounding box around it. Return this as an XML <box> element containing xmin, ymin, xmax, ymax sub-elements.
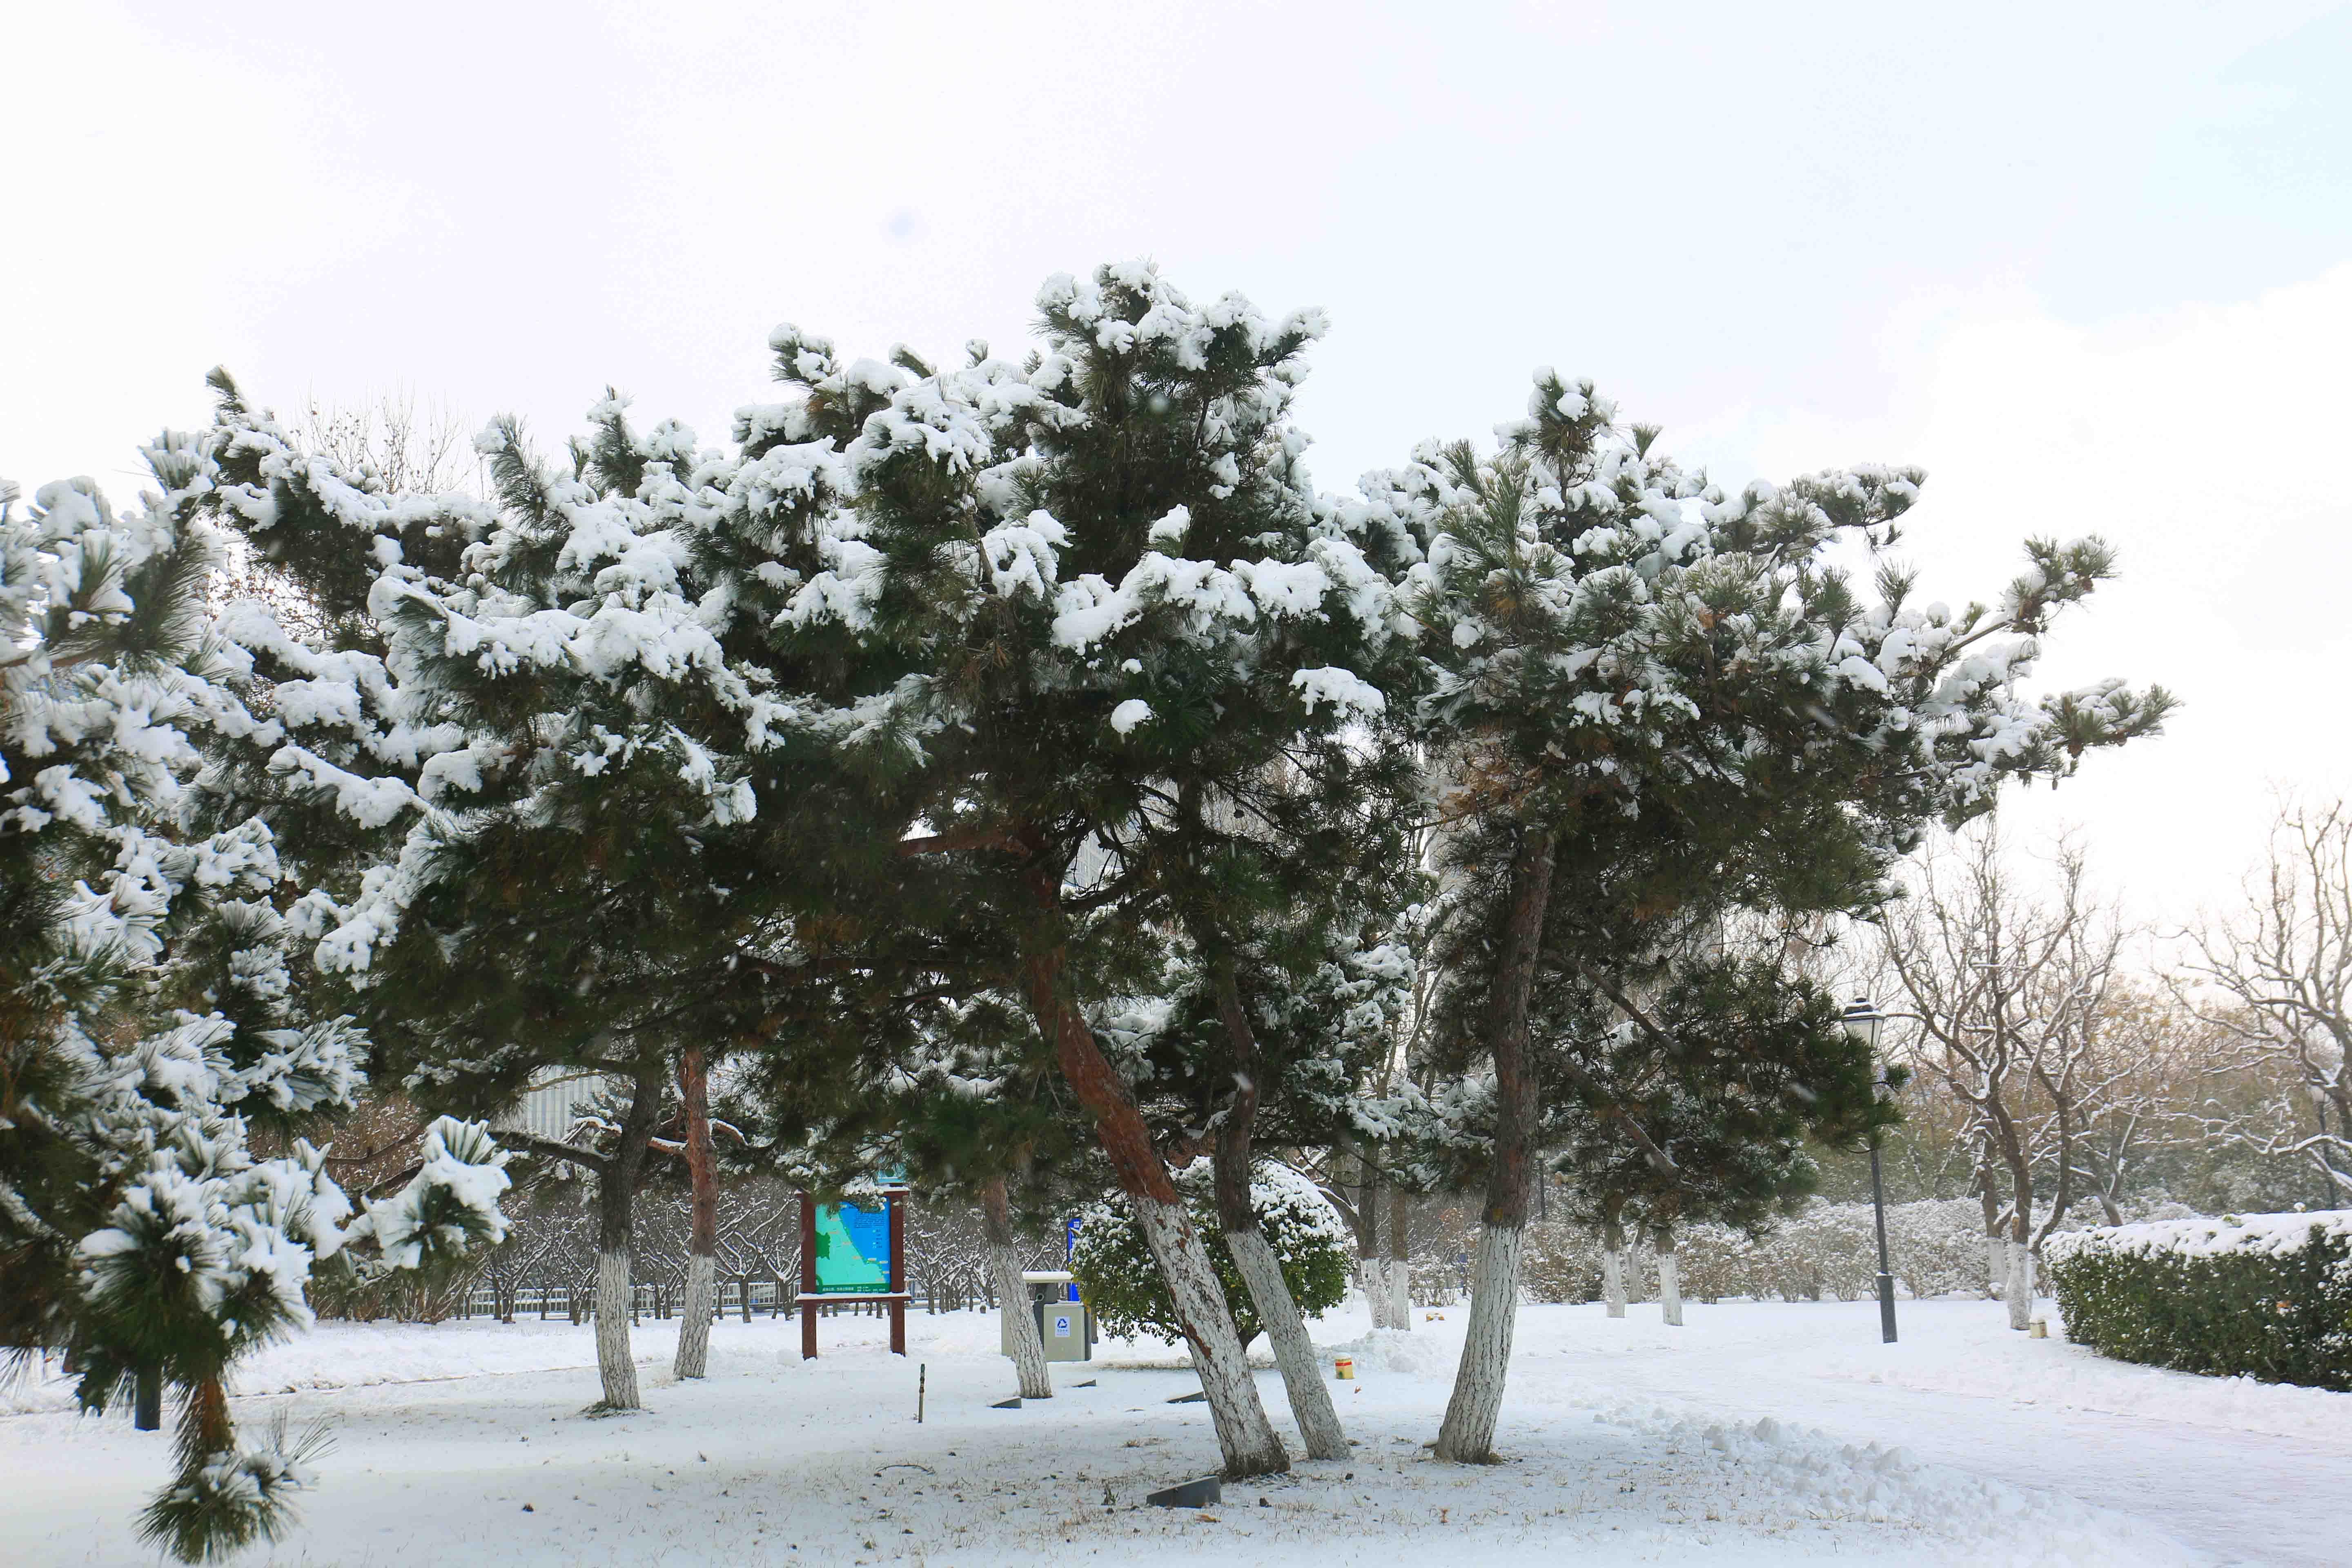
<box><xmin>812</xmin><ymin>1199</ymin><xmax>891</xmax><ymax>1293</ymax></box>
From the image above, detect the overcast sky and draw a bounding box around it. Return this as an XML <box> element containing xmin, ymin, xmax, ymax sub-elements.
<box><xmin>8</xmin><ymin>0</ymin><xmax>2349</xmax><ymax>930</ymax></box>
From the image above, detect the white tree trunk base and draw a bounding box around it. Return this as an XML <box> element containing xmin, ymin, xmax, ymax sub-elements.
<box><xmin>988</xmin><ymin>1239</ymin><xmax>1054</xmax><ymax>1400</ymax></box>
<box><xmin>1357</xmin><ymin>1259</ymin><xmax>1383</xmax><ymax>1328</ymax></box>
<box><xmin>1657</xmin><ymin>1252</ymin><xmax>1682</xmax><ymax>1327</ymax></box>
<box><xmin>2006</xmin><ymin>1242</ymin><xmax>2036</xmax><ymax>1331</ymax></box>
<box><xmin>1385</xmin><ymin>1258</ymin><xmax>1412</xmax><ymax>1330</ymax></box>
<box><xmin>673</xmin><ymin>1253</ymin><xmax>715</xmax><ymax>1378</ymax></box>
<box><xmin>1603</xmin><ymin>1246</ymin><xmax>1627</xmax><ymax>1319</ymax></box>
<box><xmin>593</xmin><ymin>1250</ymin><xmax>640</xmax><ymax>1410</ymax></box>
<box><xmin>1228</xmin><ymin>1227</ymin><xmax>1347</xmax><ymax>1460</ymax></box>
<box><xmin>1131</xmin><ymin>1196</ymin><xmax>1287</xmax><ymax>1477</ymax></box>
<box><xmin>1434</xmin><ymin>1222</ymin><xmax>1526</xmax><ymax>1463</ymax></box>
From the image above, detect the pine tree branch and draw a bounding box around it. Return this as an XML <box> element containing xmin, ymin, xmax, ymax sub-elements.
<box><xmin>1558</xmin><ymin>958</ymin><xmax>1683</xmax><ymax>1174</ymax></box>
<box><xmin>895</xmin><ymin>824</ymin><xmax>1029</xmax><ymax>859</ymax></box>
<box><xmin>506</xmin><ymin>1133</ymin><xmax>615</xmax><ymax>1175</ymax></box>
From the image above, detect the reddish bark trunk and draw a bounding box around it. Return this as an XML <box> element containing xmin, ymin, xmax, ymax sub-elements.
<box><xmin>680</xmin><ymin>1045</ymin><xmax>718</xmax><ymax>1257</ymax></box>
<box><xmin>673</xmin><ymin>1043</ymin><xmax>719</xmax><ymax>1377</ymax></box>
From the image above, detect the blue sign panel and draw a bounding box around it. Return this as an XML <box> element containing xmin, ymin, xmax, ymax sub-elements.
<box><xmin>811</xmin><ymin>1197</ymin><xmax>892</xmax><ymax>1294</ymax></box>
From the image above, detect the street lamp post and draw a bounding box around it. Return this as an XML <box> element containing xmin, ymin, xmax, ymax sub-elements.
<box><xmin>1843</xmin><ymin>998</ymin><xmax>1898</xmax><ymax>1345</ymax></box>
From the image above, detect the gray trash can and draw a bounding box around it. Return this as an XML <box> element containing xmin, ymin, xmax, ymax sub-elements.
<box><xmin>1000</xmin><ymin>1269</ymin><xmax>1093</xmax><ymax>1362</ymax></box>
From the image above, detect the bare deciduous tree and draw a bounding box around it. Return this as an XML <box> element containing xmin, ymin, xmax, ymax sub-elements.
<box><xmin>1881</xmin><ymin>828</ymin><xmax>2142</xmax><ymax>1328</ymax></box>
<box><xmin>303</xmin><ymin>385</ymin><xmax>476</xmax><ymax>494</ymax></box>
<box><xmin>2179</xmin><ymin>798</ymin><xmax>2352</xmax><ymax>1202</ymax></box>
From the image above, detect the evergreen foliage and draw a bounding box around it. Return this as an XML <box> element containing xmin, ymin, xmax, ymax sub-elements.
<box><xmin>3</xmin><ymin>254</ymin><xmax>2176</xmax><ymax>1539</ymax></box>
<box><xmin>1539</xmin><ymin>959</ymin><xmax>1886</xmax><ymax>1243</ymax></box>
<box><xmin>1070</xmin><ymin>1161</ymin><xmax>1352</xmax><ymax>1347</ymax></box>
<box><xmin>2045</xmin><ymin>1211</ymin><xmax>2352</xmax><ymax>1390</ymax></box>
<box><xmin>0</xmin><ymin>454</ymin><xmax>506</xmax><ymax>1560</ymax></box>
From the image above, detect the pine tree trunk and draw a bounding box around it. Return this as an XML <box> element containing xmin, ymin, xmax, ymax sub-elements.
<box><xmin>1226</xmin><ymin>1226</ymin><xmax>1346</xmax><ymax>1459</ymax></box>
<box><xmin>673</xmin><ymin>1043</ymin><xmax>719</xmax><ymax>1379</ymax></box>
<box><xmin>591</xmin><ymin>1060</ymin><xmax>664</xmax><ymax>1411</ymax></box>
<box><xmin>1206</xmin><ymin>953</ymin><xmax>1345</xmax><ymax>1460</ymax></box>
<box><xmin>1020</xmin><ymin>868</ymin><xmax>1286</xmax><ymax>1479</ymax></box>
<box><xmin>1434</xmin><ymin>829</ymin><xmax>1554</xmax><ymax>1465</ymax></box>
<box><xmin>133</xmin><ymin>1366</ymin><xmax>162</xmax><ymax>1431</ymax></box>
<box><xmin>983</xmin><ymin>1176</ymin><xmax>1053</xmax><ymax>1401</ymax></box>
<box><xmin>1655</xmin><ymin>1225</ymin><xmax>1682</xmax><ymax>1327</ymax></box>
<box><xmin>1602</xmin><ymin>1236</ymin><xmax>1627</xmax><ymax>1319</ymax></box>
<box><xmin>1359</xmin><ymin>1256</ymin><xmax>1396</xmax><ymax>1329</ymax></box>
<box><xmin>1387</xmin><ymin>1187</ymin><xmax>1413</xmax><ymax>1330</ymax></box>
<box><xmin>1354</xmin><ymin>1162</ymin><xmax>1395</xmax><ymax>1330</ymax></box>
<box><xmin>1354</xmin><ymin>1169</ymin><xmax>1392</xmax><ymax>1330</ymax></box>
<box><xmin>1437</xmin><ymin>1222</ymin><xmax>1526</xmax><ymax>1461</ymax></box>
<box><xmin>1129</xmin><ymin>1192</ymin><xmax>1288</xmax><ymax>1474</ymax></box>
<box><xmin>594</xmin><ymin>1249</ymin><xmax>638</xmax><ymax>1409</ymax></box>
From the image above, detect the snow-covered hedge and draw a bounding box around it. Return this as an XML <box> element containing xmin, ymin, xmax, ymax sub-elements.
<box><xmin>2044</xmin><ymin>1211</ymin><xmax>2352</xmax><ymax>1390</ymax></box>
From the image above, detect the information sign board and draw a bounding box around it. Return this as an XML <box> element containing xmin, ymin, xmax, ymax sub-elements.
<box><xmin>810</xmin><ymin>1197</ymin><xmax>893</xmax><ymax>1294</ymax></box>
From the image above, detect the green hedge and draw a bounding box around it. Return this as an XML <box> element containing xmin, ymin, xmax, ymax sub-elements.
<box><xmin>2044</xmin><ymin>1210</ymin><xmax>2352</xmax><ymax>1391</ymax></box>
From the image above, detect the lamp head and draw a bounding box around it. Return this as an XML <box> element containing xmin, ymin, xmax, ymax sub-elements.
<box><xmin>1841</xmin><ymin>997</ymin><xmax>1884</xmax><ymax>1049</ymax></box>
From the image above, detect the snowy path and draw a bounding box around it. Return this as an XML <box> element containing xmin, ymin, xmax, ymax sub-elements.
<box><xmin>1</xmin><ymin>1300</ymin><xmax>2343</xmax><ymax>1566</ymax></box>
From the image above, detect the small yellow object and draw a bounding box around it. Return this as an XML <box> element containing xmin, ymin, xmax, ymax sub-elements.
<box><xmin>2029</xmin><ymin>1319</ymin><xmax>2049</xmax><ymax>1339</ymax></box>
<box><xmin>1334</xmin><ymin>1356</ymin><xmax>1355</xmax><ymax>1380</ymax></box>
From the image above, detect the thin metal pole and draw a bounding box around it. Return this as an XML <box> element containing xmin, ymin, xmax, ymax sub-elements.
<box><xmin>1869</xmin><ymin>1136</ymin><xmax>1899</xmax><ymax>1344</ymax></box>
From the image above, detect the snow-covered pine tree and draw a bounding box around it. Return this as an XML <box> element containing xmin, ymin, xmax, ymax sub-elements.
<box><xmin>0</xmin><ymin>455</ymin><xmax>505</xmax><ymax>1561</ymax></box>
<box><xmin>192</xmin><ymin>368</ymin><xmax>940</xmax><ymax>1410</ymax></box>
<box><xmin>1380</xmin><ymin>380</ymin><xmax>2172</xmax><ymax>1462</ymax></box>
<box><xmin>772</xmin><ymin>263</ymin><xmax>1422</xmax><ymax>1477</ymax></box>
<box><xmin>1328</xmin><ymin>863</ymin><xmax>1450</xmax><ymax>1332</ymax></box>
<box><xmin>192</xmin><ymin>383</ymin><xmax>780</xmax><ymax>1406</ymax></box>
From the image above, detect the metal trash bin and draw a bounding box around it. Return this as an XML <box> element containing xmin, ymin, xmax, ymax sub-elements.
<box><xmin>1000</xmin><ymin>1269</ymin><xmax>1093</xmax><ymax>1362</ymax></box>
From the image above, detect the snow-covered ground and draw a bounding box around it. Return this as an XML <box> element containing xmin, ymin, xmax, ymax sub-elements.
<box><xmin>3</xmin><ymin>1297</ymin><xmax>2344</xmax><ymax>1566</ymax></box>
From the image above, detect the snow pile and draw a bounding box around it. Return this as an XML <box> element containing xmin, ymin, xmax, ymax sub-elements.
<box><xmin>1589</xmin><ymin>1403</ymin><xmax>2196</xmax><ymax>1566</ymax></box>
<box><xmin>1314</xmin><ymin>1326</ymin><xmax>1454</xmax><ymax>1379</ymax></box>
<box><xmin>1094</xmin><ymin>1335</ymin><xmax>1278</xmax><ymax>1371</ymax></box>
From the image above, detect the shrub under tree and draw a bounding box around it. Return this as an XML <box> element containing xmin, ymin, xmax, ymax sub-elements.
<box><xmin>1071</xmin><ymin>1161</ymin><xmax>1352</xmax><ymax>1350</ymax></box>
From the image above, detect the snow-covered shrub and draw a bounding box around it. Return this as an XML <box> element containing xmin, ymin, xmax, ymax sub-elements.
<box><xmin>1519</xmin><ymin>1201</ymin><xmax>1999</xmax><ymax>1305</ymax></box>
<box><xmin>1071</xmin><ymin>1161</ymin><xmax>1351</xmax><ymax>1346</ymax></box>
<box><xmin>1523</xmin><ymin>1220</ymin><xmax>1658</xmax><ymax>1302</ymax></box>
<box><xmin>2045</xmin><ymin>1210</ymin><xmax>2352</xmax><ymax>1390</ymax></box>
